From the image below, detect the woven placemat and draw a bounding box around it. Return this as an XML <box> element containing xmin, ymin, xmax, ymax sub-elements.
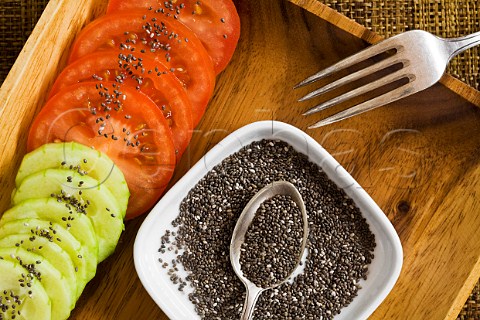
<box><xmin>0</xmin><ymin>1</ymin><xmax>479</xmax><ymax>319</ymax></box>
<box><xmin>0</xmin><ymin>0</ymin><xmax>49</xmax><ymax>82</ymax></box>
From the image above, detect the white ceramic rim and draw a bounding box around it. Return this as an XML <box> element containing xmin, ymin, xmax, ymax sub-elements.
<box><xmin>134</xmin><ymin>120</ymin><xmax>403</xmax><ymax>320</ymax></box>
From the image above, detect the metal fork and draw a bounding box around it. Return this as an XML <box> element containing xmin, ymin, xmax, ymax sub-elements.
<box><xmin>295</xmin><ymin>30</ymin><xmax>480</xmax><ymax>128</ymax></box>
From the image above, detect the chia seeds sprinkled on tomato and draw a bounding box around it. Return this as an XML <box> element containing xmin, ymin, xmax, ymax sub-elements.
<box><xmin>92</xmin><ymin>74</ymin><xmax>103</xmax><ymax>81</ymax></box>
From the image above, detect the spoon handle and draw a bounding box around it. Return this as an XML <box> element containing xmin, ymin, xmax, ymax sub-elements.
<box><xmin>240</xmin><ymin>285</ymin><xmax>263</xmax><ymax>320</ymax></box>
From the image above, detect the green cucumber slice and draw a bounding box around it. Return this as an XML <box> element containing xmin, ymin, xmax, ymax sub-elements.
<box><xmin>0</xmin><ymin>258</ymin><xmax>51</xmax><ymax>320</ymax></box>
<box><xmin>0</xmin><ymin>197</ymin><xmax>99</xmax><ymax>279</ymax></box>
<box><xmin>0</xmin><ymin>234</ymin><xmax>78</xmax><ymax>301</ymax></box>
<box><xmin>12</xmin><ymin>169</ymin><xmax>124</xmax><ymax>262</ymax></box>
<box><xmin>0</xmin><ymin>219</ymin><xmax>95</xmax><ymax>297</ymax></box>
<box><xmin>16</xmin><ymin>142</ymin><xmax>129</xmax><ymax>216</ymax></box>
<box><xmin>0</xmin><ymin>247</ymin><xmax>74</xmax><ymax>320</ymax></box>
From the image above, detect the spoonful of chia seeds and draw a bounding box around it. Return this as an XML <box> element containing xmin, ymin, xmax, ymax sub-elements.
<box><xmin>230</xmin><ymin>180</ymin><xmax>309</xmax><ymax>320</ymax></box>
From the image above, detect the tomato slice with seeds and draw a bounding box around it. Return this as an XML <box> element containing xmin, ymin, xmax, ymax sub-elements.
<box><xmin>106</xmin><ymin>0</ymin><xmax>241</xmax><ymax>74</ymax></box>
<box><xmin>68</xmin><ymin>11</ymin><xmax>215</xmax><ymax>126</ymax></box>
<box><xmin>49</xmin><ymin>50</ymin><xmax>193</xmax><ymax>159</ymax></box>
<box><xmin>28</xmin><ymin>81</ymin><xmax>176</xmax><ymax>219</ymax></box>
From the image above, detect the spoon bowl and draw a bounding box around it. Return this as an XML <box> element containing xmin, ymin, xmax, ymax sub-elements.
<box><xmin>230</xmin><ymin>180</ymin><xmax>309</xmax><ymax>320</ymax></box>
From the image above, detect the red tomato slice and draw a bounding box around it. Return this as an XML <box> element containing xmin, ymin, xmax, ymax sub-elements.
<box><xmin>28</xmin><ymin>82</ymin><xmax>176</xmax><ymax>219</ymax></box>
<box><xmin>49</xmin><ymin>51</ymin><xmax>193</xmax><ymax>159</ymax></box>
<box><xmin>106</xmin><ymin>0</ymin><xmax>241</xmax><ymax>74</ymax></box>
<box><xmin>68</xmin><ymin>11</ymin><xmax>215</xmax><ymax>126</ymax></box>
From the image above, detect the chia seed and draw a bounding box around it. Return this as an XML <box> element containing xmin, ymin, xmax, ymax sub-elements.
<box><xmin>158</xmin><ymin>139</ymin><xmax>376</xmax><ymax>319</ymax></box>
<box><xmin>239</xmin><ymin>194</ymin><xmax>304</xmax><ymax>288</ymax></box>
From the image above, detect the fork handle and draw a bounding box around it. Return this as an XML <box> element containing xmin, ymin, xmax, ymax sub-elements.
<box><xmin>445</xmin><ymin>31</ymin><xmax>480</xmax><ymax>59</ymax></box>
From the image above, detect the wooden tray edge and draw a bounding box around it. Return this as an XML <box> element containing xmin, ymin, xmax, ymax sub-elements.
<box><xmin>446</xmin><ymin>257</ymin><xmax>480</xmax><ymax>319</ymax></box>
<box><xmin>0</xmin><ymin>0</ymin><xmax>107</xmax><ymax>214</ymax></box>
<box><xmin>0</xmin><ymin>0</ymin><xmax>102</xmax><ymax>101</ymax></box>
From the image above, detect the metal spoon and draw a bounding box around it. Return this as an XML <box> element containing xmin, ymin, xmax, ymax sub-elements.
<box><xmin>229</xmin><ymin>181</ymin><xmax>309</xmax><ymax>320</ymax></box>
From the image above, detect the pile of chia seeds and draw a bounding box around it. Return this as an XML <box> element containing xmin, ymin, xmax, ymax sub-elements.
<box><xmin>158</xmin><ymin>139</ymin><xmax>376</xmax><ymax>319</ymax></box>
<box><xmin>240</xmin><ymin>194</ymin><xmax>304</xmax><ymax>288</ymax></box>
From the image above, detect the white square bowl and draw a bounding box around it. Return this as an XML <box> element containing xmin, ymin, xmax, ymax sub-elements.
<box><xmin>134</xmin><ymin>120</ymin><xmax>403</xmax><ymax>320</ymax></box>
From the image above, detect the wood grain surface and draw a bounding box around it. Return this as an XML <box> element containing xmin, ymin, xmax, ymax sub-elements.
<box><xmin>0</xmin><ymin>0</ymin><xmax>479</xmax><ymax>319</ymax></box>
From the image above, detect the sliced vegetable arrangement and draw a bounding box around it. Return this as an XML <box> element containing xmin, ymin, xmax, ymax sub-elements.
<box><xmin>0</xmin><ymin>142</ymin><xmax>126</xmax><ymax>319</ymax></box>
<box><xmin>28</xmin><ymin>81</ymin><xmax>176</xmax><ymax>219</ymax></box>
<box><xmin>1</xmin><ymin>0</ymin><xmax>240</xmax><ymax>318</ymax></box>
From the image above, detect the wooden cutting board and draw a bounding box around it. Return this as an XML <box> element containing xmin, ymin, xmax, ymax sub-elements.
<box><xmin>0</xmin><ymin>0</ymin><xmax>479</xmax><ymax>319</ymax></box>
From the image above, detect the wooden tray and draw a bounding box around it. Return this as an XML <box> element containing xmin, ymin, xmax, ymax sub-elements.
<box><xmin>1</xmin><ymin>0</ymin><xmax>479</xmax><ymax>319</ymax></box>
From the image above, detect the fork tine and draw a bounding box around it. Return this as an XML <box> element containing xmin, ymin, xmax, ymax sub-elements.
<box><xmin>294</xmin><ymin>38</ymin><xmax>399</xmax><ymax>88</ymax></box>
<box><xmin>308</xmin><ymin>83</ymin><xmax>417</xmax><ymax>128</ymax></box>
<box><xmin>303</xmin><ymin>69</ymin><xmax>410</xmax><ymax>116</ymax></box>
<box><xmin>298</xmin><ymin>55</ymin><xmax>400</xmax><ymax>101</ymax></box>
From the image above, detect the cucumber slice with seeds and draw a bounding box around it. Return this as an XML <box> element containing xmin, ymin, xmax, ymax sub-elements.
<box><xmin>12</xmin><ymin>169</ymin><xmax>124</xmax><ymax>262</ymax></box>
<box><xmin>1</xmin><ymin>197</ymin><xmax>99</xmax><ymax>274</ymax></box>
<box><xmin>16</xmin><ymin>142</ymin><xmax>129</xmax><ymax>216</ymax></box>
<box><xmin>0</xmin><ymin>247</ymin><xmax>74</xmax><ymax>320</ymax></box>
<box><xmin>0</xmin><ymin>258</ymin><xmax>51</xmax><ymax>320</ymax></box>
<box><xmin>0</xmin><ymin>219</ymin><xmax>95</xmax><ymax>296</ymax></box>
<box><xmin>0</xmin><ymin>233</ymin><xmax>78</xmax><ymax>301</ymax></box>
